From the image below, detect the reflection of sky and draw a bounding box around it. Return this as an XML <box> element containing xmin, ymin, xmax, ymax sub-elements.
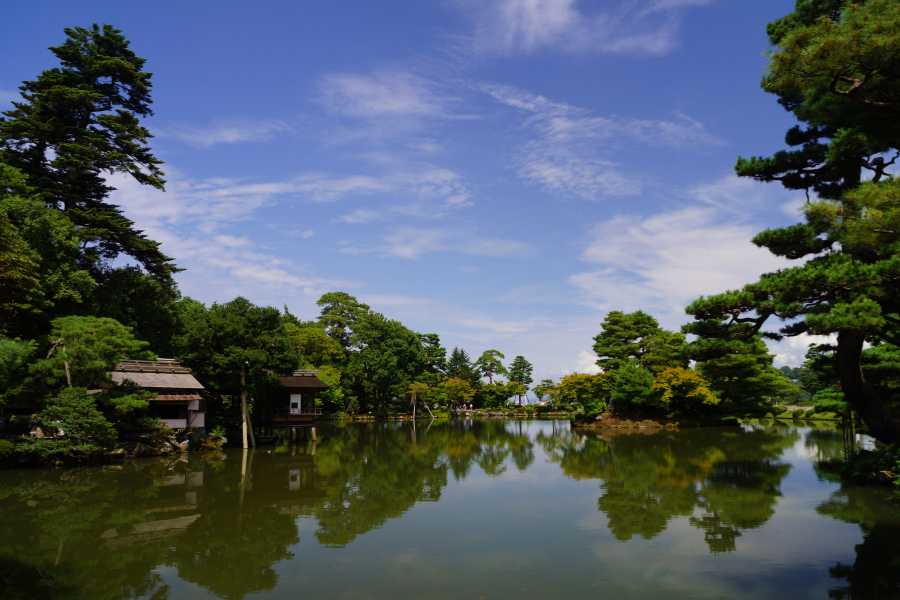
<box><xmin>264</xmin><ymin>423</ymin><xmax>870</xmax><ymax>599</ymax></box>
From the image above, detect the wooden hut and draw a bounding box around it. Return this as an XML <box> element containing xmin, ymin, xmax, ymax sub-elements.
<box><xmin>271</xmin><ymin>369</ymin><xmax>327</xmax><ymax>425</ymax></box>
<box><xmin>109</xmin><ymin>359</ymin><xmax>205</xmax><ymax>430</ymax></box>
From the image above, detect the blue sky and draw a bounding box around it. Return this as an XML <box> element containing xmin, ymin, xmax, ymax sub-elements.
<box><xmin>2</xmin><ymin>0</ymin><xmax>818</xmax><ymax>379</ymax></box>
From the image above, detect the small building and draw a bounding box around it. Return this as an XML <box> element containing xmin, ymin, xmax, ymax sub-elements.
<box><xmin>271</xmin><ymin>369</ymin><xmax>327</xmax><ymax>425</ymax></box>
<box><xmin>110</xmin><ymin>359</ymin><xmax>205</xmax><ymax>430</ymax></box>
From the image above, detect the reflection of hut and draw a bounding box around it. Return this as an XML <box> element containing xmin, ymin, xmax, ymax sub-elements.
<box><xmin>109</xmin><ymin>359</ymin><xmax>205</xmax><ymax>430</ymax></box>
<box><xmin>272</xmin><ymin>370</ymin><xmax>327</xmax><ymax>425</ymax></box>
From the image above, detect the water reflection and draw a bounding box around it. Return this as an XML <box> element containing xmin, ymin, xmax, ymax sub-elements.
<box><xmin>0</xmin><ymin>421</ymin><xmax>896</xmax><ymax>599</ymax></box>
<box><xmin>0</xmin><ymin>421</ymin><xmax>536</xmax><ymax>599</ymax></box>
<box><xmin>537</xmin><ymin>426</ymin><xmax>797</xmax><ymax>553</ymax></box>
<box><xmin>809</xmin><ymin>430</ymin><xmax>900</xmax><ymax>599</ymax></box>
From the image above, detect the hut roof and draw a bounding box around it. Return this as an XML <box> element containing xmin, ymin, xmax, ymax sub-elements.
<box><xmin>278</xmin><ymin>369</ymin><xmax>328</xmax><ymax>390</ymax></box>
<box><xmin>110</xmin><ymin>359</ymin><xmax>204</xmax><ymax>390</ymax></box>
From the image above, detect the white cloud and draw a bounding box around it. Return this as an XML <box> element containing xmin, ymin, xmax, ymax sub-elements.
<box><xmin>108</xmin><ymin>172</ymin><xmax>275</xmax><ymax>232</ymax></box>
<box><xmin>338</xmin><ymin>208</ymin><xmax>382</xmax><ymax>225</ymax></box>
<box><xmin>107</xmin><ymin>170</ymin><xmax>354</xmax><ymax>316</ymax></box>
<box><xmin>568</xmin><ymin>180</ymin><xmax>795</xmax><ymax>327</ymax></box>
<box><xmin>643</xmin><ymin>0</ymin><xmax>714</xmax><ymax>15</ymax></box>
<box><xmin>483</xmin><ymin>83</ymin><xmax>720</xmax><ymax>199</ymax></box>
<box><xmin>457</xmin><ymin>0</ymin><xmax>715</xmax><ymax>56</ymax></box>
<box><xmin>383</xmin><ymin>228</ymin><xmax>450</xmax><ymax>259</ymax></box>
<box><xmin>0</xmin><ymin>89</ymin><xmax>18</xmax><ymax>106</ymax></box>
<box><xmin>160</xmin><ymin>119</ymin><xmax>292</xmax><ymax>147</ymax></box>
<box><xmin>342</xmin><ymin>227</ymin><xmax>530</xmax><ymax>260</ymax></box>
<box><xmin>572</xmin><ymin>350</ymin><xmax>602</xmax><ymax>375</ymax></box>
<box><xmin>771</xmin><ymin>332</ymin><xmax>834</xmax><ymax>368</ymax></box>
<box><xmin>320</xmin><ymin>70</ymin><xmax>457</xmax><ymax>119</ymax></box>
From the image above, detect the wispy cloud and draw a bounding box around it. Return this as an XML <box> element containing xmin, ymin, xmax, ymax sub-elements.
<box><xmin>338</xmin><ymin>208</ymin><xmax>382</xmax><ymax>224</ymax></box>
<box><xmin>341</xmin><ymin>227</ymin><xmax>529</xmax><ymax>260</ymax></box>
<box><xmin>0</xmin><ymin>89</ymin><xmax>18</xmax><ymax>106</ymax></box>
<box><xmin>320</xmin><ymin>70</ymin><xmax>459</xmax><ymax>119</ymax></box>
<box><xmin>483</xmin><ymin>83</ymin><xmax>720</xmax><ymax>200</ymax></box>
<box><xmin>108</xmin><ymin>171</ymin><xmax>354</xmax><ymax>312</ymax></box>
<box><xmin>568</xmin><ymin>176</ymin><xmax>796</xmax><ymax>327</ymax></box>
<box><xmin>456</xmin><ymin>0</ymin><xmax>715</xmax><ymax>57</ymax></box>
<box><xmin>160</xmin><ymin>119</ymin><xmax>292</xmax><ymax>147</ymax></box>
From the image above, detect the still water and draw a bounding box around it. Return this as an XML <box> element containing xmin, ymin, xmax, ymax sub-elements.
<box><xmin>1</xmin><ymin>421</ymin><xmax>897</xmax><ymax>599</ymax></box>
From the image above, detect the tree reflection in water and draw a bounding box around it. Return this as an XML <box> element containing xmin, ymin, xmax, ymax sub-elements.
<box><xmin>0</xmin><ymin>420</ymin><xmax>534</xmax><ymax>599</ymax></box>
<box><xmin>537</xmin><ymin>426</ymin><xmax>798</xmax><ymax>553</ymax></box>
<box><xmin>1</xmin><ymin>422</ymin><xmax>898</xmax><ymax>599</ymax></box>
<box><xmin>810</xmin><ymin>429</ymin><xmax>900</xmax><ymax>599</ymax></box>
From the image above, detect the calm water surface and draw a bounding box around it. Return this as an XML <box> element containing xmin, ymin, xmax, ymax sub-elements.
<box><xmin>1</xmin><ymin>420</ymin><xmax>898</xmax><ymax>599</ymax></box>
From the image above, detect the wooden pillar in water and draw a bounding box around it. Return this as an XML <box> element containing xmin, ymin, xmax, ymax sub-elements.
<box><xmin>311</xmin><ymin>426</ymin><xmax>317</xmax><ymax>442</ymax></box>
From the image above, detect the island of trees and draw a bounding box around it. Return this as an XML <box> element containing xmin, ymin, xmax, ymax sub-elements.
<box><xmin>1</xmin><ymin>1</ymin><xmax>899</xmax><ymax>484</ymax></box>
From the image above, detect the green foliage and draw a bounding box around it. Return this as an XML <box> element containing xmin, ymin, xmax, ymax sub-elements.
<box><xmin>0</xmin><ymin>439</ymin><xmax>13</xmax><ymax>461</ymax></box>
<box><xmin>702</xmin><ymin>0</ymin><xmax>900</xmax><ymax>442</ymax></box>
<box><xmin>593</xmin><ymin>310</ymin><xmax>686</xmax><ymax>374</ymax></box>
<box><xmin>555</xmin><ymin>373</ymin><xmax>609</xmax><ymax>416</ymax></box>
<box><xmin>446</xmin><ymin>347</ymin><xmax>478</xmax><ymax>384</ymax></box>
<box><xmin>0</xmin><ymin>24</ymin><xmax>174</xmax><ymax>281</ymax></box>
<box><xmin>812</xmin><ymin>387</ymin><xmax>847</xmax><ymax>414</ymax></box>
<box><xmin>686</xmin><ymin>334</ymin><xmax>801</xmax><ymax>415</ymax></box>
<box><xmin>90</xmin><ymin>266</ymin><xmax>180</xmax><ymax>355</ymax></box>
<box><xmin>32</xmin><ymin>316</ymin><xmax>151</xmax><ymax>389</ymax></box>
<box><xmin>316</xmin><ymin>292</ymin><xmax>369</xmax><ymax>350</ymax></box>
<box><xmin>508</xmin><ymin>355</ymin><xmax>533</xmax><ymax>403</ymax></box>
<box><xmin>173</xmin><ymin>297</ymin><xmax>298</xmax><ymax>425</ymax></box>
<box><xmin>862</xmin><ymin>343</ymin><xmax>900</xmax><ymax>411</ymax></box>
<box><xmin>478</xmin><ymin>382</ymin><xmax>515</xmax><ymax>409</ymax></box>
<box><xmin>610</xmin><ymin>361</ymin><xmax>656</xmax><ymax>414</ymax></box>
<box><xmin>475</xmin><ymin>349</ymin><xmax>507</xmax><ymax>384</ymax></box>
<box><xmin>441</xmin><ymin>377</ymin><xmax>476</xmax><ymax>408</ymax></box>
<box><xmin>41</xmin><ymin>388</ymin><xmax>116</xmax><ymax>446</ymax></box>
<box><xmin>532</xmin><ymin>378</ymin><xmax>557</xmax><ymax>403</ymax></box>
<box><xmin>0</xmin><ymin>338</ymin><xmax>35</xmax><ymax>407</ymax></box>
<box><xmin>0</xmin><ymin>168</ymin><xmax>96</xmax><ymax>337</ymax></box>
<box><xmin>315</xmin><ymin>364</ymin><xmax>346</xmax><ymax>413</ymax></box>
<box><xmin>343</xmin><ymin>310</ymin><xmax>424</xmax><ymax>414</ymax></box>
<box><xmin>651</xmin><ymin>367</ymin><xmax>719</xmax><ymax>418</ymax></box>
<box><xmin>419</xmin><ymin>333</ymin><xmax>448</xmax><ymax>377</ymax></box>
<box><xmin>99</xmin><ymin>384</ymin><xmax>153</xmax><ymax>418</ymax></box>
<box><xmin>283</xmin><ymin>320</ymin><xmax>344</xmax><ymax>368</ymax></box>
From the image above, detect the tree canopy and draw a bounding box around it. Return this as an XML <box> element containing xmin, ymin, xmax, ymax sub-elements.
<box><xmin>685</xmin><ymin>0</ymin><xmax>900</xmax><ymax>441</ymax></box>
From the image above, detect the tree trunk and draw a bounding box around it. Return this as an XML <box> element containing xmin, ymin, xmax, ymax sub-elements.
<box><xmin>837</xmin><ymin>331</ymin><xmax>900</xmax><ymax>443</ymax></box>
<box><xmin>240</xmin><ymin>366</ymin><xmax>250</xmax><ymax>450</ymax></box>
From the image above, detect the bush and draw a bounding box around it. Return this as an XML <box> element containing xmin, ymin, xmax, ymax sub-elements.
<box><xmin>34</xmin><ymin>387</ymin><xmax>117</xmax><ymax>448</ymax></box>
<box><xmin>14</xmin><ymin>438</ymin><xmax>106</xmax><ymax>463</ymax></box>
<box><xmin>0</xmin><ymin>439</ymin><xmax>14</xmax><ymax>461</ymax></box>
<box><xmin>555</xmin><ymin>372</ymin><xmax>609</xmax><ymax>416</ymax></box>
<box><xmin>812</xmin><ymin>388</ymin><xmax>847</xmax><ymax>414</ymax></box>
<box><xmin>610</xmin><ymin>361</ymin><xmax>655</xmax><ymax>415</ymax></box>
<box><xmin>651</xmin><ymin>367</ymin><xmax>719</xmax><ymax>418</ymax></box>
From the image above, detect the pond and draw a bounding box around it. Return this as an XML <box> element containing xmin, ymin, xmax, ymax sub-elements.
<box><xmin>1</xmin><ymin>421</ymin><xmax>897</xmax><ymax>599</ymax></box>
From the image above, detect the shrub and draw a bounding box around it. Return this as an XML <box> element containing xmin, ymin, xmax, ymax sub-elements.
<box><xmin>610</xmin><ymin>361</ymin><xmax>656</xmax><ymax>415</ymax></box>
<box><xmin>812</xmin><ymin>388</ymin><xmax>847</xmax><ymax>414</ymax></box>
<box><xmin>14</xmin><ymin>438</ymin><xmax>105</xmax><ymax>463</ymax></box>
<box><xmin>651</xmin><ymin>367</ymin><xmax>719</xmax><ymax>418</ymax></box>
<box><xmin>34</xmin><ymin>387</ymin><xmax>117</xmax><ymax>448</ymax></box>
<box><xmin>0</xmin><ymin>439</ymin><xmax>14</xmax><ymax>461</ymax></box>
<box><xmin>555</xmin><ymin>372</ymin><xmax>610</xmax><ymax>416</ymax></box>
